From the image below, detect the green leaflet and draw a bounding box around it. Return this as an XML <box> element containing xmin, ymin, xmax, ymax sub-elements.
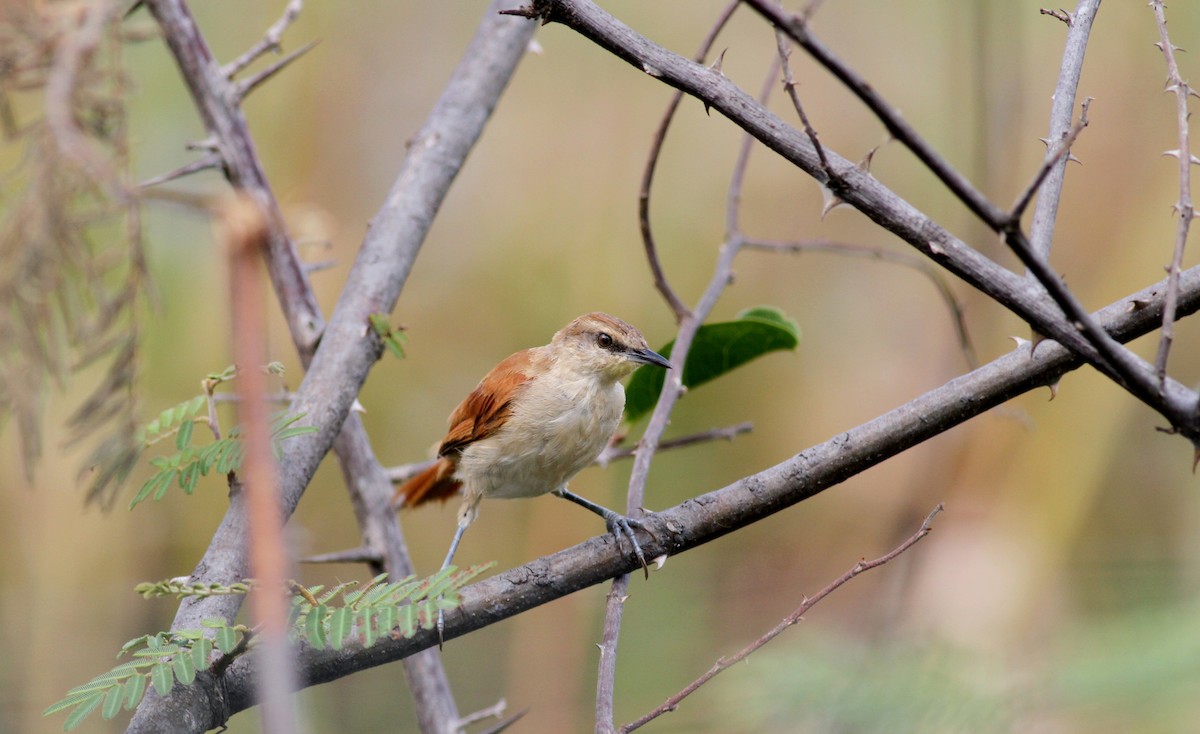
<box><xmin>624</xmin><ymin>305</ymin><xmax>800</xmax><ymax>423</ymax></box>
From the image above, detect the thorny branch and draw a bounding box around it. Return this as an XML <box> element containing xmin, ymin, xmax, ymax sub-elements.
<box><xmin>1150</xmin><ymin>0</ymin><xmax>1197</xmax><ymax>387</ymax></box>
<box><xmin>619</xmin><ymin>504</ymin><xmax>944</xmax><ymax>733</ymax></box>
<box><xmin>1028</xmin><ymin>0</ymin><xmax>1100</xmax><ymax>262</ymax></box>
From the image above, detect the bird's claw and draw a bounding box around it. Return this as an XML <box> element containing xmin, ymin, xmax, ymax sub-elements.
<box><xmin>605</xmin><ymin>513</ymin><xmax>657</xmax><ymax>580</ymax></box>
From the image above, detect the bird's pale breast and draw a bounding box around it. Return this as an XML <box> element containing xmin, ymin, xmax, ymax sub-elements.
<box><xmin>456</xmin><ymin>365</ymin><xmax>624</xmax><ymax>501</ymax></box>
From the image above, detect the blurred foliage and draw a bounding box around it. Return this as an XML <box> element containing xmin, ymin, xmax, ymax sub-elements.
<box><xmin>0</xmin><ymin>1</ymin><xmax>149</xmax><ymax>506</ymax></box>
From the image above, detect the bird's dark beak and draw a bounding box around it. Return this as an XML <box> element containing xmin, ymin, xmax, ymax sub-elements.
<box><xmin>629</xmin><ymin>347</ymin><xmax>671</xmax><ymax>370</ymax></box>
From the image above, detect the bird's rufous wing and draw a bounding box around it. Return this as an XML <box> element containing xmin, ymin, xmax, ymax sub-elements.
<box><xmin>438</xmin><ymin>348</ymin><xmax>535</xmax><ymax>457</ymax></box>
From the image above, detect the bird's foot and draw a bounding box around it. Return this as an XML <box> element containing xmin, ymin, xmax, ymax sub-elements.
<box><xmin>602</xmin><ymin>510</ymin><xmax>657</xmax><ymax>580</ymax></box>
<box><xmin>552</xmin><ymin>488</ymin><xmax>658</xmax><ymax>579</ymax></box>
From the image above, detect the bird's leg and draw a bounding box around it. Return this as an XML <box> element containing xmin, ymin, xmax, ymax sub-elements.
<box><xmin>552</xmin><ymin>488</ymin><xmax>655</xmax><ymax>579</ymax></box>
<box><xmin>435</xmin><ymin>498</ymin><xmax>479</xmax><ymax>645</ymax></box>
<box><xmin>433</xmin><ymin>523</ymin><xmax>467</xmax><ymax>646</ymax></box>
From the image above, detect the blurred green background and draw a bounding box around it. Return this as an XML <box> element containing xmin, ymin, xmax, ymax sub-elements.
<box><xmin>6</xmin><ymin>1</ymin><xmax>1200</xmax><ymax>732</ymax></box>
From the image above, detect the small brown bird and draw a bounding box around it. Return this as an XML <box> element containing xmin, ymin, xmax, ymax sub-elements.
<box><xmin>394</xmin><ymin>312</ymin><xmax>671</xmax><ymax>584</ymax></box>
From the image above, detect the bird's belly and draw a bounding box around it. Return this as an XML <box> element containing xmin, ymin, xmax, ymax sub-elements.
<box><xmin>456</xmin><ymin>382</ymin><xmax>622</xmax><ymax>500</ymax></box>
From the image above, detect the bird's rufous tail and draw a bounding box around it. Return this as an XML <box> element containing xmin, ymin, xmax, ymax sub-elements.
<box><xmin>392</xmin><ymin>457</ymin><xmax>461</xmax><ymax>508</ymax></box>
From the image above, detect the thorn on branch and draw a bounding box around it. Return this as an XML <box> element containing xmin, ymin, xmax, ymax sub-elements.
<box><xmin>1039</xmin><ymin>8</ymin><xmax>1073</xmax><ymax>26</ymax></box>
<box><xmin>222</xmin><ymin>0</ymin><xmax>306</xmax><ymax>80</ymax></box>
<box><xmin>138</xmin><ymin>153</ymin><xmax>222</xmax><ymax>188</ymax></box>
<box><xmin>234</xmin><ymin>40</ymin><xmax>320</xmax><ymax>103</ymax></box>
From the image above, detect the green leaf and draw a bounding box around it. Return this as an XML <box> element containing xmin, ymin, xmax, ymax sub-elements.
<box><xmin>329</xmin><ymin>607</ymin><xmax>351</xmax><ymax>651</ymax></box>
<box><xmin>307</xmin><ymin>605</ymin><xmax>328</xmax><ymax>648</ymax></box>
<box><xmin>151</xmin><ymin>468</ymin><xmax>175</xmax><ymax>501</ymax></box>
<box><xmin>175</xmin><ymin>418</ymin><xmax>194</xmax><ymax>450</ymax></box>
<box><xmin>63</xmin><ymin>691</ymin><xmax>106</xmax><ymax>731</ymax></box>
<box><xmin>172</xmin><ymin>651</ymin><xmax>196</xmax><ymax>685</ymax></box>
<box><xmin>122</xmin><ymin>674</ymin><xmax>146</xmax><ymax>710</ymax></box>
<box><xmin>132</xmin><ymin>643</ymin><xmax>181</xmax><ymax>657</ymax></box>
<box><xmin>361</xmin><ymin>609</ymin><xmax>378</xmax><ymax>648</ymax></box>
<box><xmin>397</xmin><ymin>604</ymin><xmax>416</xmax><ymax>639</ymax></box>
<box><xmin>215</xmin><ymin>626</ymin><xmax>239</xmax><ymax>655</ymax></box>
<box><xmin>273</xmin><ymin>424</ymin><xmax>317</xmax><ymax>442</ymax></box>
<box><xmin>101</xmin><ymin>685</ymin><xmax>124</xmax><ymax>720</ymax></box>
<box><xmin>624</xmin><ymin>305</ymin><xmax>800</xmax><ymax>422</ymax></box>
<box><xmin>119</xmin><ymin>634</ymin><xmax>151</xmax><ymax>655</ymax></box>
<box><xmin>150</xmin><ymin>663</ymin><xmax>174</xmax><ymax>697</ymax></box>
<box><xmin>179</xmin><ymin>460</ymin><xmax>202</xmax><ymax>494</ymax></box>
<box><xmin>377</xmin><ymin>605</ymin><xmax>397</xmax><ymax>637</ymax></box>
<box><xmin>191</xmin><ymin>638</ymin><xmax>212</xmax><ymax>672</ymax></box>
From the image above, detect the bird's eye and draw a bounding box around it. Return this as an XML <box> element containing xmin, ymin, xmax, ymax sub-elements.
<box><xmin>596</xmin><ymin>332</ymin><xmax>615</xmax><ymax>349</ymax></box>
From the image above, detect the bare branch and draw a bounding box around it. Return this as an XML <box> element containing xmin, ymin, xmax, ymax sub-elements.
<box><xmin>774</xmin><ymin>30</ymin><xmax>829</xmax><ymax>174</ymax></box>
<box><xmin>1028</xmin><ymin>0</ymin><xmax>1100</xmax><ymax>261</ymax></box>
<box><xmin>1150</xmin><ymin>0</ymin><xmax>1196</xmax><ymax>386</ymax></box>
<box><xmin>597</xmin><ymin>422</ymin><xmax>753</xmax><ymax>466</ymax></box>
<box><xmin>619</xmin><ymin>504</ymin><xmax>944</xmax><ymax>733</ymax></box>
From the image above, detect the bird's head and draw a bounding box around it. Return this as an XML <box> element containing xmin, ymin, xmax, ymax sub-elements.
<box><xmin>552</xmin><ymin>312</ymin><xmax>671</xmax><ymax>381</ymax></box>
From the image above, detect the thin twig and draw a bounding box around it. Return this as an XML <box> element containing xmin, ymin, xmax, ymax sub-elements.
<box><xmin>620</xmin><ymin>504</ymin><xmax>944</xmax><ymax>733</ymax></box>
<box><xmin>454</xmin><ymin>698</ymin><xmax>509</xmax><ymax>730</ymax></box>
<box><xmin>597</xmin><ymin>421</ymin><xmax>753</xmax><ymax>466</ymax></box>
<box><xmin>137</xmin><ymin>152</ymin><xmax>222</xmax><ymax>188</ymax></box>
<box><xmin>637</xmin><ymin>0</ymin><xmax>740</xmax><ymax>322</ymax></box>
<box><xmin>1028</xmin><ymin>0</ymin><xmax>1100</xmax><ymax>261</ymax></box>
<box><xmin>221</xmin><ymin>0</ymin><xmax>304</xmax><ymax>79</ymax></box>
<box><xmin>1011</xmin><ymin>97</ymin><xmax>1092</xmax><ymax>223</ymax></box>
<box><xmin>774</xmin><ymin>29</ymin><xmax>829</xmax><ymax>174</ymax></box>
<box><xmin>1150</xmin><ymin>0</ymin><xmax>1196</xmax><ymax>387</ymax></box>
<box><xmin>234</xmin><ymin>40</ymin><xmax>320</xmax><ymax>102</ymax></box>
<box><xmin>1039</xmin><ymin>8</ymin><xmax>1073</xmax><ymax>25</ymax></box>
